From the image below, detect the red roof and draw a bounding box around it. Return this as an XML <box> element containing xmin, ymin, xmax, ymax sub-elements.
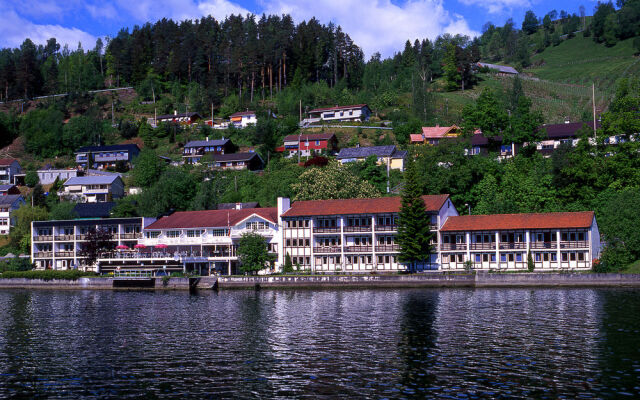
<box><xmin>282</xmin><ymin>195</ymin><xmax>450</xmax><ymax>217</ymax></box>
<box><xmin>410</xmin><ymin>134</ymin><xmax>424</xmax><ymax>143</ymax></box>
<box><xmin>146</xmin><ymin>208</ymin><xmax>277</xmax><ymax>229</ymax></box>
<box><xmin>0</xmin><ymin>158</ymin><xmax>18</xmax><ymax>166</ymax></box>
<box><xmin>441</xmin><ymin>211</ymin><xmax>595</xmax><ymax>232</ymax></box>
<box><xmin>421</xmin><ymin>125</ymin><xmax>458</xmax><ymax>138</ymax></box>
<box><xmin>308</xmin><ymin>104</ymin><xmax>369</xmax><ymax>113</ymax></box>
<box><xmin>283</xmin><ymin>133</ymin><xmax>336</xmax><ymax>142</ymax></box>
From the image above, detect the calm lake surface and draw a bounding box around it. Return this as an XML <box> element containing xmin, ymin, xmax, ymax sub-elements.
<box><xmin>0</xmin><ymin>288</ymin><xmax>639</xmax><ymax>398</ymax></box>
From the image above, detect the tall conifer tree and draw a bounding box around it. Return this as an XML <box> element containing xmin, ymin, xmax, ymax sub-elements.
<box><xmin>397</xmin><ymin>159</ymin><xmax>434</xmax><ymax>271</ymax></box>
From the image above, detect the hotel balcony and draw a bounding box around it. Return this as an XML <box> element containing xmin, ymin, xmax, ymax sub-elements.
<box><xmin>314</xmin><ymin>246</ymin><xmax>342</xmax><ymax>254</ymax></box>
<box><xmin>344</xmin><ymin>245</ymin><xmax>373</xmax><ymax>253</ymax></box>
<box><xmin>375</xmin><ymin>244</ymin><xmax>400</xmax><ymax>252</ymax></box>
<box><xmin>313</xmin><ymin>227</ymin><xmax>340</xmax><ymax>233</ymax></box>
<box><xmin>54</xmin><ymin>235</ymin><xmax>75</xmax><ymax>241</ymax></box>
<box><xmin>33</xmin><ymin>235</ymin><xmax>53</xmax><ymax>242</ymax></box>
<box><xmin>343</xmin><ymin>226</ymin><xmax>372</xmax><ymax>233</ymax></box>
<box><xmin>498</xmin><ymin>242</ymin><xmax>527</xmax><ymax>250</ymax></box>
<box><xmin>33</xmin><ymin>251</ymin><xmax>53</xmax><ymax>258</ymax></box>
<box><xmin>469</xmin><ymin>243</ymin><xmax>496</xmax><ymax>250</ymax></box>
<box><xmin>374</xmin><ymin>225</ymin><xmax>397</xmax><ymax>232</ymax></box>
<box><xmin>55</xmin><ymin>251</ymin><xmax>75</xmax><ymax>258</ymax></box>
<box><xmin>560</xmin><ymin>241</ymin><xmax>589</xmax><ymax>249</ymax></box>
<box><xmin>440</xmin><ymin>243</ymin><xmax>467</xmax><ymax>251</ymax></box>
<box><xmin>530</xmin><ymin>242</ymin><xmax>558</xmax><ymax>249</ymax></box>
<box><xmin>120</xmin><ymin>233</ymin><xmax>142</xmax><ymax>239</ymax></box>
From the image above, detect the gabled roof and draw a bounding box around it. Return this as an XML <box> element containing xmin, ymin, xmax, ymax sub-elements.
<box><xmin>229</xmin><ymin>111</ymin><xmax>256</xmax><ymax>117</ymax></box>
<box><xmin>337</xmin><ymin>145</ymin><xmax>399</xmax><ymax>159</ymax></box>
<box><xmin>410</xmin><ymin>134</ymin><xmax>425</xmax><ymax>143</ymax></box>
<box><xmin>75</xmin><ymin>144</ymin><xmax>140</xmax><ymax>154</ymax></box>
<box><xmin>421</xmin><ymin>125</ymin><xmax>459</xmax><ymax>138</ymax></box>
<box><xmin>540</xmin><ymin>121</ymin><xmax>599</xmax><ymax>139</ymax></box>
<box><xmin>308</xmin><ymin>104</ymin><xmax>369</xmax><ymax>113</ymax></box>
<box><xmin>73</xmin><ymin>202</ymin><xmax>116</xmax><ymax>218</ymax></box>
<box><xmin>0</xmin><ymin>184</ymin><xmax>19</xmax><ymax>193</ymax></box>
<box><xmin>146</xmin><ymin>207</ymin><xmax>277</xmax><ymax>229</ymax></box>
<box><xmin>441</xmin><ymin>211</ymin><xmax>595</xmax><ymax>232</ymax></box>
<box><xmin>217</xmin><ymin>202</ymin><xmax>260</xmax><ymax>210</ymax></box>
<box><xmin>283</xmin><ymin>133</ymin><xmax>337</xmax><ymax>142</ymax></box>
<box><xmin>282</xmin><ymin>195</ymin><xmax>450</xmax><ymax>217</ymax></box>
<box><xmin>0</xmin><ymin>158</ymin><xmax>19</xmax><ymax>166</ymax></box>
<box><xmin>63</xmin><ymin>176</ymin><xmax>121</xmax><ymax>186</ymax></box>
<box><xmin>156</xmin><ymin>112</ymin><xmax>201</xmax><ymax>120</ymax></box>
<box><xmin>0</xmin><ymin>195</ymin><xmax>24</xmax><ymax>206</ymax></box>
<box><xmin>477</xmin><ymin>62</ymin><xmax>518</xmax><ymax>74</ymax></box>
<box><xmin>184</xmin><ymin>139</ymin><xmax>231</xmax><ymax>148</ymax></box>
<box><xmin>211</xmin><ymin>152</ymin><xmax>262</xmax><ymax>162</ymax></box>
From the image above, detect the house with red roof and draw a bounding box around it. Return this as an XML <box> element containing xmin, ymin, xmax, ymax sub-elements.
<box><xmin>0</xmin><ymin>159</ymin><xmax>21</xmax><ymax>185</ymax></box>
<box><xmin>137</xmin><ymin>207</ymin><xmax>279</xmax><ymax>275</ymax></box>
<box><xmin>278</xmin><ymin>132</ymin><xmax>338</xmax><ymax>157</ymax></box>
<box><xmin>410</xmin><ymin>125</ymin><xmax>462</xmax><ymax>145</ymax></box>
<box><xmin>229</xmin><ymin>110</ymin><xmax>257</xmax><ymax>128</ymax></box>
<box><xmin>277</xmin><ymin>194</ymin><xmax>458</xmax><ymax>272</ymax></box>
<box><xmin>303</xmin><ymin>104</ymin><xmax>371</xmax><ymax>124</ymax></box>
<box><xmin>439</xmin><ymin>211</ymin><xmax>600</xmax><ymax>271</ymax></box>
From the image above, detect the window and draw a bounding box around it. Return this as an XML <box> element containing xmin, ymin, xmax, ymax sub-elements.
<box><xmin>378</xmin><ymin>255</ymin><xmax>384</xmax><ymax>263</ymax></box>
<box><xmin>306</xmin><ymin>257</ymin><xmax>310</xmax><ymax>265</ymax></box>
<box><xmin>551</xmin><ymin>253</ymin><xmax>557</xmax><ymax>261</ymax></box>
<box><xmin>286</xmin><ymin>239</ymin><xmax>291</xmax><ymax>247</ymax></box>
<box><xmin>385</xmin><ymin>255</ymin><xmax>390</xmax><ymax>263</ymax></box>
<box><xmin>491</xmin><ymin>254</ymin><xmax>496</xmax><ymax>262</ymax></box>
<box><xmin>475</xmin><ymin>254</ymin><xmax>481</xmax><ymax>263</ymax></box>
<box><xmin>304</xmin><ymin>220</ymin><xmax>309</xmax><ymax>228</ymax></box>
<box><xmin>166</xmin><ymin>230</ymin><xmax>180</xmax><ymax>238</ymax></box>
<box><xmin>509</xmin><ymin>254</ymin><xmax>515</xmax><ymax>262</ymax></box>
<box><xmin>146</xmin><ymin>231</ymin><xmax>160</xmax><ymax>238</ymax></box>
<box><xmin>578</xmin><ymin>252</ymin><xmax>585</xmax><ymax>261</ymax></box>
<box><xmin>483</xmin><ymin>254</ymin><xmax>489</xmax><ymax>262</ymax></box>
<box><xmin>578</xmin><ymin>232</ymin><xmax>585</xmax><ymax>241</ymax></box>
<box><xmin>501</xmin><ymin>254</ymin><xmax>507</xmax><ymax>262</ymax></box>
<box><xmin>187</xmin><ymin>230</ymin><xmax>202</xmax><ymax>237</ymax></box>
<box><xmin>305</xmin><ymin>239</ymin><xmax>310</xmax><ymax>247</ymax></box>
<box><xmin>562</xmin><ymin>253</ymin><xmax>568</xmax><ymax>262</ymax></box>
<box><xmin>543</xmin><ymin>253</ymin><xmax>549</xmax><ymax>261</ymax></box>
<box><xmin>561</xmin><ymin>232</ymin><xmax>568</xmax><ymax>241</ymax></box>
<box><xmin>570</xmin><ymin>252</ymin><xmax>576</xmax><ymax>261</ymax></box>
<box><xmin>457</xmin><ymin>254</ymin><xmax>464</xmax><ymax>263</ymax></box>
<box><xmin>246</xmin><ymin>221</ymin><xmax>268</xmax><ymax>231</ymax></box>
<box><xmin>535</xmin><ymin>253</ymin><xmax>541</xmax><ymax>262</ymax></box>
<box><xmin>516</xmin><ymin>253</ymin><xmax>522</xmax><ymax>262</ymax></box>
<box><xmin>211</xmin><ymin>229</ymin><xmax>227</xmax><ymax>236</ymax></box>
<box><xmin>367</xmin><ymin>256</ymin><xmax>372</xmax><ymax>264</ymax></box>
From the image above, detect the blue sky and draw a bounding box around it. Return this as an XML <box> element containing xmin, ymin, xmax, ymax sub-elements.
<box><xmin>0</xmin><ymin>0</ymin><xmax>596</xmax><ymax>58</ymax></box>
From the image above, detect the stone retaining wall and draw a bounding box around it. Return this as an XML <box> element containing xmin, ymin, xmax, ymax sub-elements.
<box><xmin>0</xmin><ymin>273</ymin><xmax>639</xmax><ymax>290</ymax></box>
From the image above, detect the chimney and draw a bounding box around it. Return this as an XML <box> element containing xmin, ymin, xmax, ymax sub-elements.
<box><xmin>206</xmin><ymin>137</ymin><xmax>209</xmax><ymax>142</ymax></box>
<box><xmin>174</xmin><ymin>110</ymin><xmax>177</xmax><ymax>116</ymax></box>
<box><xmin>235</xmin><ymin>203</ymin><xmax>242</xmax><ymax>210</ymax></box>
<box><xmin>436</xmin><ymin>123</ymin><xmax>439</xmax><ymax>128</ymax></box>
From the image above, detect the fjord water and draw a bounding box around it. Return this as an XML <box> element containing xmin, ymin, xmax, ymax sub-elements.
<box><xmin>0</xmin><ymin>288</ymin><xmax>639</xmax><ymax>398</ymax></box>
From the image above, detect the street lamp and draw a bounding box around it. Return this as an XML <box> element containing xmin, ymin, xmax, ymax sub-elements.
<box><xmin>464</xmin><ymin>203</ymin><xmax>471</xmax><ymax>215</ymax></box>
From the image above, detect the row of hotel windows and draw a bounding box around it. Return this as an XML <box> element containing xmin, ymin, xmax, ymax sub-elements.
<box><xmin>145</xmin><ymin>229</ymin><xmax>229</xmax><ymax>239</ymax></box>
<box><xmin>443</xmin><ymin>251</ymin><xmax>587</xmax><ymax>263</ymax></box>
<box><xmin>37</xmin><ymin>225</ymin><xmax>140</xmax><ymax>236</ymax></box>
<box><xmin>287</xmin><ymin>236</ymin><xmax>396</xmax><ymax>247</ymax></box>
<box><xmin>443</xmin><ymin>231</ymin><xmax>586</xmax><ymax>244</ymax></box>
<box><xmin>286</xmin><ymin>216</ymin><xmax>399</xmax><ymax>229</ymax></box>
<box><xmin>292</xmin><ymin>255</ymin><xmax>399</xmax><ymax>266</ymax></box>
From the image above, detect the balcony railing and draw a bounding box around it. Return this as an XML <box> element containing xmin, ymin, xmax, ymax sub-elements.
<box><xmin>344</xmin><ymin>245</ymin><xmax>373</xmax><ymax>253</ymax></box>
<box><xmin>120</xmin><ymin>233</ymin><xmax>142</xmax><ymax>239</ymax></box>
<box><xmin>343</xmin><ymin>226</ymin><xmax>372</xmax><ymax>232</ymax></box>
<box><xmin>313</xmin><ymin>227</ymin><xmax>340</xmax><ymax>233</ymax></box>
<box><xmin>375</xmin><ymin>244</ymin><xmax>400</xmax><ymax>252</ymax></box>
<box><xmin>76</xmin><ymin>234</ymin><xmax>87</xmax><ymax>240</ymax></box>
<box><xmin>34</xmin><ymin>235</ymin><xmax>53</xmax><ymax>242</ymax></box>
<box><xmin>469</xmin><ymin>243</ymin><xmax>496</xmax><ymax>250</ymax></box>
<box><xmin>54</xmin><ymin>235</ymin><xmax>75</xmax><ymax>241</ymax></box>
<box><xmin>314</xmin><ymin>246</ymin><xmax>341</xmax><ymax>254</ymax></box>
<box><xmin>560</xmin><ymin>241</ymin><xmax>589</xmax><ymax>249</ymax></box>
<box><xmin>55</xmin><ymin>251</ymin><xmax>74</xmax><ymax>258</ymax></box>
<box><xmin>530</xmin><ymin>242</ymin><xmax>557</xmax><ymax>249</ymax></box>
<box><xmin>375</xmin><ymin>225</ymin><xmax>398</xmax><ymax>232</ymax></box>
<box><xmin>440</xmin><ymin>243</ymin><xmax>467</xmax><ymax>251</ymax></box>
<box><xmin>34</xmin><ymin>251</ymin><xmax>53</xmax><ymax>258</ymax></box>
<box><xmin>499</xmin><ymin>242</ymin><xmax>527</xmax><ymax>250</ymax></box>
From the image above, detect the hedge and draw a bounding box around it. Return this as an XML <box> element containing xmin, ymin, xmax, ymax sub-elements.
<box><xmin>0</xmin><ymin>270</ymin><xmax>97</xmax><ymax>281</ymax></box>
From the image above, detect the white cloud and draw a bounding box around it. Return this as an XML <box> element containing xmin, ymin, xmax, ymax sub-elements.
<box><xmin>262</xmin><ymin>0</ymin><xmax>479</xmax><ymax>58</ymax></box>
<box><xmin>85</xmin><ymin>3</ymin><xmax>119</xmax><ymax>20</ymax></box>
<box><xmin>198</xmin><ymin>0</ymin><xmax>252</xmax><ymax>19</ymax></box>
<box><xmin>0</xmin><ymin>9</ymin><xmax>97</xmax><ymax>50</ymax></box>
<box><xmin>112</xmin><ymin>0</ymin><xmax>250</xmax><ymax>23</ymax></box>
<box><xmin>457</xmin><ymin>0</ymin><xmax>530</xmax><ymax>14</ymax></box>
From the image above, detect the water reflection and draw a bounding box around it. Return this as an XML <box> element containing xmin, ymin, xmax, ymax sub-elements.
<box><xmin>0</xmin><ymin>288</ymin><xmax>637</xmax><ymax>398</ymax></box>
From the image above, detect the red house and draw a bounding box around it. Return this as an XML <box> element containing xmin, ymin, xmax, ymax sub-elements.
<box><xmin>278</xmin><ymin>133</ymin><xmax>338</xmax><ymax>157</ymax></box>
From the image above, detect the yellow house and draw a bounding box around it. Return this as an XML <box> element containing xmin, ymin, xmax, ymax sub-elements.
<box><xmin>336</xmin><ymin>145</ymin><xmax>407</xmax><ymax>171</ymax></box>
<box><xmin>410</xmin><ymin>125</ymin><xmax>462</xmax><ymax>145</ymax></box>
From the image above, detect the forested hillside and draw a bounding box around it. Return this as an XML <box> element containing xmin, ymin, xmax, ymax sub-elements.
<box><xmin>0</xmin><ymin>4</ymin><xmax>639</xmax><ymax>271</ymax></box>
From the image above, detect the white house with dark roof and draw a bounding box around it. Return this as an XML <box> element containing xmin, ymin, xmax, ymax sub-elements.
<box><xmin>0</xmin><ymin>195</ymin><xmax>25</xmax><ymax>235</ymax></box>
<box><xmin>336</xmin><ymin>145</ymin><xmax>407</xmax><ymax>171</ymax></box>
<box><xmin>62</xmin><ymin>176</ymin><xmax>125</xmax><ymax>203</ymax></box>
<box><xmin>208</xmin><ymin>152</ymin><xmax>264</xmax><ymax>171</ymax></box>
<box><xmin>303</xmin><ymin>104</ymin><xmax>371</xmax><ymax>125</ymax></box>
<box><xmin>182</xmin><ymin>138</ymin><xmax>235</xmax><ymax>164</ymax></box>
<box><xmin>37</xmin><ymin>168</ymin><xmax>78</xmax><ymax>185</ymax></box>
<box><xmin>75</xmin><ymin>144</ymin><xmax>140</xmax><ymax>170</ymax></box>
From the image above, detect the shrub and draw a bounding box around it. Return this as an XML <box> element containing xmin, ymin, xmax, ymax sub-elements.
<box><xmin>0</xmin><ymin>270</ymin><xmax>97</xmax><ymax>280</ymax></box>
<box><xmin>527</xmin><ymin>251</ymin><xmax>535</xmax><ymax>272</ymax></box>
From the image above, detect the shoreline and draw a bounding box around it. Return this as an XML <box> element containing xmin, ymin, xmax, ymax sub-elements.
<box><xmin>0</xmin><ymin>273</ymin><xmax>639</xmax><ymax>290</ymax></box>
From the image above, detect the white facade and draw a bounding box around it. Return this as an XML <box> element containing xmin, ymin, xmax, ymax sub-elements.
<box><xmin>62</xmin><ymin>176</ymin><xmax>125</xmax><ymax>203</ymax></box>
<box><xmin>0</xmin><ymin>196</ymin><xmax>25</xmax><ymax>235</ymax></box>
<box><xmin>303</xmin><ymin>105</ymin><xmax>371</xmax><ymax>125</ymax></box>
<box><xmin>37</xmin><ymin>169</ymin><xmax>78</xmax><ymax>185</ymax></box>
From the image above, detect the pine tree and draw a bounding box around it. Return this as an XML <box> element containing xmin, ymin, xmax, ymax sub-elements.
<box><xmin>396</xmin><ymin>159</ymin><xmax>434</xmax><ymax>271</ymax></box>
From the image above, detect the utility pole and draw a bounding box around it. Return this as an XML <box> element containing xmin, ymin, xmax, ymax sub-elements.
<box><xmin>298</xmin><ymin>132</ymin><xmax>302</xmax><ymax>164</ymax></box>
<box><xmin>299</xmin><ymin>99</ymin><xmax>302</xmax><ymax>122</ymax></box>
<box><xmin>111</xmin><ymin>101</ymin><xmax>114</xmax><ymax>126</ymax></box>
<box><xmin>386</xmin><ymin>158</ymin><xmax>390</xmax><ymax>193</ymax></box>
<box><xmin>592</xmin><ymin>83</ymin><xmax>597</xmax><ymax>140</ymax></box>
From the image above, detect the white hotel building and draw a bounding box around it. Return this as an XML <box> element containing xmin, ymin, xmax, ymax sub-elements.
<box><xmin>31</xmin><ymin>196</ymin><xmax>602</xmax><ymax>274</ymax></box>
